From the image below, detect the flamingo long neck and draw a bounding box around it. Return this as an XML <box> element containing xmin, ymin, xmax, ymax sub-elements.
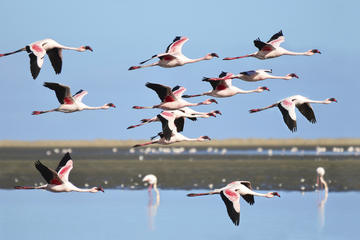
<box><xmin>83</xmin><ymin>104</ymin><xmax>109</xmax><ymax>110</ymax></box>
<box><xmin>186</xmin><ymin>56</ymin><xmax>207</xmax><ymax>64</ymax></box>
<box><xmin>267</xmin><ymin>75</ymin><xmax>291</xmax><ymax>80</ymax></box>
<box><xmin>71</xmin><ymin>186</ymin><xmax>96</xmax><ymax>192</ymax></box>
<box><xmin>0</xmin><ymin>47</ymin><xmax>26</xmax><ymax>57</ymax></box>
<box><xmin>307</xmin><ymin>99</ymin><xmax>332</xmax><ymax>104</ymax></box>
<box><xmin>282</xmin><ymin>49</ymin><xmax>310</xmax><ymax>56</ymax></box>
<box><xmin>235</xmin><ymin>87</ymin><xmax>259</xmax><ymax>94</ymax></box>
<box><xmin>59</xmin><ymin>45</ymin><xmax>83</xmax><ymax>52</ymax></box>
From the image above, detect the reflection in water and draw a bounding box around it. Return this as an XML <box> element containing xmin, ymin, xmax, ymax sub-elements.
<box><xmin>316</xmin><ymin>167</ymin><xmax>328</xmax><ymax>229</ymax></box>
<box><xmin>143</xmin><ymin>174</ymin><xmax>160</xmax><ymax>230</ymax></box>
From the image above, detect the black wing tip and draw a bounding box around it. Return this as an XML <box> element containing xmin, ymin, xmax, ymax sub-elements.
<box><xmin>63</xmin><ymin>152</ymin><xmax>71</xmax><ymax>160</ymax></box>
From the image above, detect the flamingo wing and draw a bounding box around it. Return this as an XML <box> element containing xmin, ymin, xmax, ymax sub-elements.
<box><xmin>165</xmin><ymin>36</ymin><xmax>189</xmax><ymax>54</ymax></box>
<box><xmin>296</xmin><ymin>103</ymin><xmax>316</xmax><ymax>123</ymax></box>
<box><xmin>46</xmin><ymin>48</ymin><xmax>63</xmax><ymax>74</ymax></box>
<box><xmin>27</xmin><ymin>44</ymin><xmax>46</xmax><ymax>79</ymax></box>
<box><xmin>267</xmin><ymin>30</ymin><xmax>285</xmax><ymax>47</ymax></box>
<box><xmin>172</xmin><ymin>86</ymin><xmax>187</xmax><ymax>98</ymax></box>
<box><xmin>278</xmin><ymin>99</ymin><xmax>297</xmax><ymax>132</ymax></box>
<box><xmin>73</xmin><ymin>89</ymin><xmax>88</xmax><ymax>102</ymax></box>
<box><xmin>239</xmin><ymin>181</ymin><xmax>255</xmax><ymax>205</ymax></box>
<box><xmin>174</xmin><ymin>117</ymin><xmax>185</xmax><ymax>133</ymax></box>
<box><xmin>240</xmin><ymin>70</ymin><xmax>257</xmax><ymax>76</ymax></box>
<box><xmin>43</xmin><ymin>82</ymin><xmax>74</xmax><ymax>104</ymax></box>
<box><xmin>55</xmin><ymin>152</ymin><xmax>73</xmax><ymax>182</ymax></box>
<box><xmin>220</xmin><ymin>189</ymin><xmax>240</xmax><ymax>226</ymax></box>
<box><xmin>146</xmin><ymin>82</ymin><xmax>176</xmax><ymax>102</ymax></box>
<box><xmin>35</xmin><ymin>160</ymin><xmax>63</xmax><ymax>185</ymax></box>
<box><xmin>254</xmin><ymin>38</ymin><xmax>275</xmax><ymax>52</ymax></box>
<box><xmin>158</xmin><ymin>112</ymin><xmax>176</xmax><ymax>140</ymax></box>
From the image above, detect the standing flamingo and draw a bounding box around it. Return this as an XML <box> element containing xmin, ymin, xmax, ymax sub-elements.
<box><xmin>132</xmin><ymin>83</ymin><xmax>217</xmax><ymax>110</ymax></box>
<box><xmin>182</xmin><ymin>72</ymin><xmax>269</xmax><ymax>99</ymax></box>
<box><xmin>249</xmin><ymin>95</ymin><xmax>337</xmax><ymax>132</ymax></box>
<box><xmin>14</xmin><ymin>153</ymin><xmax>104</xmax><ymax>193</ymax></box>
<box><xmin>128</xmin><ymin>36</ymin><xmax>218</xmax><ymax>70</ymax></box>
<box><xmin>127</xmin><ymin>107</ymin><xmax>221</xmax><ymax>129</ymax></box>
<box><xmin>316</xmin><ymin>167</ymin><xmax>328</xmax><ymax>192</ymax></box>
<box><xmin>187</xmin><ymin>181</ymin><xmax>280</xmax><ymax>225</ymax></box>
<box><xmin>132</xmin><ymin>111</ymin><xmax>211</xmax><ymax>147</ymax></box>
<box><xmin>32</xmin><ymin>82</ymin><xmax>115</xmax><ymax>115</ymax></box>
<box><xmin>223</xmin><ymin>30</ymin><xmax>321</xmax><ymax>60</ymax></box>
<box><xmin>0</xmin><ymin>39</ymin><xmax>93</xmax><ymax>79</ymax></box>
<box><xmin>204</xmin><ymin>70</ymin><xmax>299</xmax><ymax>82</ymax></box>
<box><xmin>143</xmin><ymin>174</ymin><xmax>160</xmax><ymax>230</ymax></box>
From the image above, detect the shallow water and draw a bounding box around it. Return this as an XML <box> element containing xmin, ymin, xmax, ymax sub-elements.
<box><xmin>1</xmin><ymin>190</ymin><xmax>357</xmax><ymax>240</ymax></box>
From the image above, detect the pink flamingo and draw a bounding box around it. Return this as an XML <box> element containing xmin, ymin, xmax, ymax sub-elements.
<box><xmin>204</xmin><ymin>70</ymin><xmax>299</xmax><ymax>82</ymax></box>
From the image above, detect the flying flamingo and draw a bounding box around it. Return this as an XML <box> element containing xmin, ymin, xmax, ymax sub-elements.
<box><xmin>32</xmin><ymin>82</ymin><xmax>115</xmax><ymax>115</ymax></box>
<box><xmin>132</xmin><ymin>111</ymin><xmax>211</xmax><ymax>148</ymax></box>
<box><xmin>223</xmin><ymin>30</ymin><xmax>321</xmax><ymax>60</ymax></box>
<box><xmin>127</xmin><ymin>107</ymin><xmax>221</xmax><ymax>129</ymax></box>
<box><xmin>0</xmin><ymin>38</ymin><xmax>93</xmax><ymax>79</ymax></box>
<box><xmin>316</xmin><ymin>167</ymin><xmax>328</xmax><ymax>192</ymax></box>
<box><xmin>187</xmin><ymin>181</ymin><xmax>280</xmax><ymax>225</ymax></box>
<box><xmin>14</xmin><ymin>153</ymin><xmax>104</xmax><ymax>193</ymax></box>
<box><xmin>182</xmin><ymin>72</ymin><xmax>269</xmax><ymax>99</ymax></box>
<box><xmin>132</xmin><ymin>83</ymin><xmax>218</xmax><ymax>110</ymax></box>
<box><xmin>249</xmin><ymin>95</ymin><xmax>337</xmax><ymax>132</ymax></box>
<box><xmin>128</xmin><ymin>36</ymin><xmax>218</xmax><ymax>70</ymax></box>
<box><xmin>204</xmin><ymin>70</ymin><xmax>299</xmax><ymax>82</ymax></box>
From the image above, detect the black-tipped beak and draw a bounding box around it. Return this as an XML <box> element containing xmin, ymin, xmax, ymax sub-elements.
<box><xmin>85</xmin><ymin>46</ymin><xmax>93</xmax><ymax>52</ymax></box>
<box><xmin>211</xmin><ymin>53</ymin><xmax>219</xmax><ymax>58</ymax></box>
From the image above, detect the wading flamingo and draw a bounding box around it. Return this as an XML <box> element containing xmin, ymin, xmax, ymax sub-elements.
<box><xmin>0</xmin><ymin>39</ymin><xmax>93</xmax><ymax>79</ymax></box>
<box><xmin>129</xmin><ymin>36</ymin><xmax>218</xmax><ymax>70</ymax></box>
<box><xmin>14</xmin><ymin>153</ymin><xmax>104</xmax><ymax>193</ymax></box>
<box><xmin>187</xmin><ymin>181</ymin><xmax>280</xmax><ymax>225</ymax></box>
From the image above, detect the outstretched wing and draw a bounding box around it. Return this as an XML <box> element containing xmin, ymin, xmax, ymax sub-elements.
<box><xmin>172</xmin><ymin>86</ymin><xmax>187</xmax><ymax>98</ymax></box>
<box><xmin>46</xmin><ymin>48</ymin><xmax>63</xmax><ymax>74</ymax></box>
<box><xmin>146</xmin><ymin>82</ymin><xmax>176</xmax><ymax>102</ymax></box>
<box><xmin>267</xmin><ymin>30</ymin><xmax>285</xmax><ymax>47</ymax></box>
<box><xmin>296</xmin><ymin>103</ymin><xmax>316</xmax><ymax>123</ymax></box>
<box><xmin>73</xmin><ymin>89</ymin><xmax>88</xmax><ymax>102</ymax></box>
<box><xmin>220</xmin><ymin>189</ymin><xmax>240</xmax><ymax>226</ymax></box>
<box><xmin>240</xmin><ymin>70</ymin><xmax>257</xmax><ymax>76</ymax></box>
<box><xmin>174</xmin><ymin>117</ymin><xmax>185</xmax><ymax>133</ymax></box>
<box><xmin>35</xmin><ymin>160</ymin><xmax>63</xmax><ymax>185</ymax></box>
<box><xmin>55</xmin><ymin>152</ymin><xmax>73</xmax><ymax>182</ymax></box>
<box><xmin>254</xmin><ymin>38</ymin><xmax>275</xmax><ymax>52</ymax></box>
<box><xmin>278</xmin><ymin>99</ymin><xmax>297</xmax><ymax>132</ymax></box>
<box><xmin>43</xmin><ymin>82</ymin><xmax>73</xmax><ymax>104</ymax></box>
<box><xmin>27</xmin><ymin>44</ymin><xmax>46</xmax><ymax>79</ymax></box>
<box><xmin>165</xmin><ymin>36</ymin><xmax>189</xmax><ymax>54</ymax></box>
<box><xmin>158</xmin><ymin>112</ymin><xmax>176</xmax><ymax>140</ymax></box>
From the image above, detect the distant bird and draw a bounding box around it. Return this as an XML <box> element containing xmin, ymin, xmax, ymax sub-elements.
<box><xmin>32</xmin><ymin>82</ymin><xmax>115</xmax><ymax>115</ymax></box>
<box><xmin>132</xmin><ymin>82</ymin><xmax>218</xmax><ymax>110</ymax></box>
<box><xmin>316</xmin><ymin>167</ymin><xmax>328</xmax><ymax>192</ymax></box>
<box><xmin>182</xmin><ymin>72</ymin><xmax>269</xmax><ymax>99</ymax></box>
<box><xmin>14</xmin><ymin>153</ymin><xmax>104</xmax><ymax>193</ymax></box>
<box><xmin>187</xmin><ymin>181</ymin><xmax>280</xmax><ymax>226</ymax></box>
<box><xmin>0</xmin><ymin>39</ymin><xmax>93</xmax><ymax>79</ymax></box>
<box><xmin>143</xmin><ymin>174</ymin><xmax>160</xmax><ymax>230</ymax></box>
<box><xmin>132</xmin><ymin>111</ymin><xmax>211</xmax><ymax>147</ymax></box>
<box><xmin>127</xmin><ymin>107</ymin><xmax>221</xmax><ymax>129</ymax></box>
<box><xmin>223</xmin><ymin>30</ymin><xmax>321</xmax><ymax>60</ymax></box>
<box><xmin>205</xmin><ymin>70</ymin><xmax>299</xmax><ymax>82</ymax></box>
<box><xmin>249</xmin><ymin>95</ymin><xmax>337</xmax><ymax>132</ymax></box>
<box><xmin>143</xmin><ymin>174</ymin><xmax>159</xmax><ymax>194</ymax></box>
<box><xmin>128</xmin><ymin>36</ymin><xmax>218</xmax><ymax>70</ymax></box>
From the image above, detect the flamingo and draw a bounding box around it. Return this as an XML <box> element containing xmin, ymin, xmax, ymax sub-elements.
<box><xmin>0</xmin><ymin>39</ymin><xmax>93</xmax><ymax>79</ymax></box>
<box><xmin>187</xmin><ymin>181</ymin><xmax>280</xmax><ymax>225</ymax></box>
<box><xmin>132</xmin><ymin>111</ymin><xmax>211</xmax><ymax>148</ymax></box>
<box><xmin>128</xmin><ymin>36</ymin><xmax>218</xmax><ymax>70</ymax></box>
<box><xmin>143</xmin><ymin>174</ymin><xmax>160</xmax><ymax>196</ymax></box>
<box><xmin>132</xmin><ymin>83</ymin><xmax>218</xmax><ymax>110</ymax></box>
<box><xmin>249</xmin><ymin>95</ymin><xmax>337</xmax><ymax>132</ymax></box>
<box><xmin>127</xmin><ymin>107</ymin><xmax>221</xmax><ymax>129</ymax></box>
<box><xmin>182</xmin><ymin>72</ymin><xmax>269</xmax><ymax>99</ymax></box>
<box><xmin>316</xmin><ymin>167</ymin><xmax>328</xmax><ymax>192</ymax></box>
<box><xmin>143</xmin><ymin>174</ymin><xmax>160</xmax><ymax>230</ymax></box>
<box><xmin>204</xmin><ymin>70</ymin><xmax>299</xmax><ymax>82</ymax></box>
<box><xmin>223</xmin><ymin>30</ymin><xmax>321</xmax><ymax>60</ymax></box>
<box><xmin>32</xmin><ymin>82</ymin><xmax>115</xmax><ymax>115</ymax></box>
<box><xmin>14</xmin><ymin>152</ymin><xmax>104</xmax><ymax>193</ymax></box>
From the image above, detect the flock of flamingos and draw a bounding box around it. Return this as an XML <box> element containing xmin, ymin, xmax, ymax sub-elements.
<box><xmin>2</xmin><ymin>30</ymin><xmax>331</xmax><ymax>226</ymax></box>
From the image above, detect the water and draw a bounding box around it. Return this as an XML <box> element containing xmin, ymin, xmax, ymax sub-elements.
<box><xmin>0</xmin><ymin>190</ymin><xmax>357</xmax><ymax>240</ymax></box>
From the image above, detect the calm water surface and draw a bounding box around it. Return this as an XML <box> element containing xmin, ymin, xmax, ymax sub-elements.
<box><xmin>1</xmin><ymin>190</ymin><xmax>356</xmax><ymax>240</ymax></box>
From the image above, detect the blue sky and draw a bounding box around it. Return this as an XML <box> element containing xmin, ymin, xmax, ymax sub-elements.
<box><xmin>0</xmin><ymin>0</ymin><xmax>358</xmax><ymax>140</ymax></box>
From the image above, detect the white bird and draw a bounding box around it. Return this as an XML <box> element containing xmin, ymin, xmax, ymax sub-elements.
<box><xmin>187</xmin><ymin>181</ymin><xmax>280</xmax><ymax>225</ymax></box>
<box><xmin>316</xmin><ymin>167</ymin><xmax>328</xmax><ymax>192</ymax></box>
<box><xmin>14</xmin><ymin>153</ymin><xmax>104</xmax><ymax>193</ymax></box>
<box><xmin>223</xmin><ymin>30</ymin><xmax>321</xmax><ymax>60</ymax></box>
<box><xmin>182</xmin><ymin>72</ymin><xmax>269</xmax><ymax>98</ymax></box>
<box><xmin>249</xmin><ymin>95</ymin><xmax>337</xmax><ymax>132</ymax></box>
<box><xmin>32</xmin><ymin>82</ymin><xmax>115</xmax><ymax>115</ymax></box>
<box><xmin>204</xmin><ymin>70</ymin><xmax>299</xmax><ymax>82</ymax></box>
<box><xmin>128</xmin><ymin>36</ymin><xmax>218</xmax><ymax>70</ymax></box>
<box><xmin>132</xmin><ymin>111</ymin><xmax>211</xmax><ymax>147</ymax></box>
<box><xmin>0</xmin><ymin>38</ymin><xmax>93</xmax><ymax>79</ymax></box>
<box><xmin>127</xmin><ymin>107</ymin><xmax>221</xmax><ymax>129</ymax></box>
<box><xmin>143</xmin><ymin>174</ymin><xmax>159</xmax><ymax>195</ymax></box>
<box><xmin>132</xmin><ymin>82</ymin><xmax>218</xmax><ymax>111</ymax></box>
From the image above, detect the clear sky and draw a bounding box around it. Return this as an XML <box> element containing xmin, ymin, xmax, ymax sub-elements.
<box><xmin>0</xmin><ymin>0</ymin><xmax>358</xmax><ymax>140</ymax></box>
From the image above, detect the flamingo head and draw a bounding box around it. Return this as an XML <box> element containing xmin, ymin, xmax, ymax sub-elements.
<box><xmin>288</xmin><ymin>73</ymin><xmax>299</xmax><ymax>79</ymax></box>
<box><xmin>307</xmin><ymin>49</ymin><xmax>321</xmax><ymax>55</ymax></box>
<box><xmin>91</xmin><ymin>186</ymin><xmax>104</xmax><ymax>193</ymax></box>
<box><xmin>106</xmin><ymin>103</ymin><xmax>116</xmax><ymax>108</ymax></box>
<box><xmin>205</xmin><ymin>53</ymin><xmax>219</xmax><ymax>60</ymax></box>
<box><xmin>199</xmin><ymin>136</ymin><xmax>211</xmax><ymax>141</ymax></box>
<box><xmin>258</xmin><ymin>86</ymin><xmax>270</xmax><ymax>92</ymax></box>
<box><xmin>270</xmin><ymin>192</ymin><xmax>280</xmax><ymax>197</ymax></box>
<box><xmin>142</xmin><ymin>174</ymin><xmax>157</xmax><ymax>185</ymax></box>
<box><xmin>80</xmin><ymin>46</ymin><xmax>93</xmax><ymax>52</ymax></box>
<box><xmin>204</xmin><ymin>99</ymin><xmax>218</xmax><ymax>104</ymax></box>
<box><xmin>208</xmin><ymin>110</ymin><xmax>222</xmax><ymax>117</ymax></box>
<box><xmin>316</xmin><ymin>167</ymin><xmax>325</xmax><ymax>177</ymax></box>
<box><xmin>327</xmin><ymin>98</ymin><xmax>337</xmax><ymax>103</ymax></box>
